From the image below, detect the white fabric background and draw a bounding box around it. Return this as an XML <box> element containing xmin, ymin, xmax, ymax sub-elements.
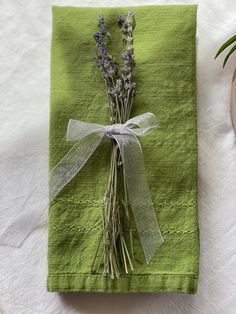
<box><xmin>0</xmin><ymin>0</ymin><xmax>236</xmax><ymax>313</ymax></box>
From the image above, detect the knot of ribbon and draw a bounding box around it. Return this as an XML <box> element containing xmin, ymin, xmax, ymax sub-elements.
<box><xmin>0</xmin><ymin>112</ymin><xmax>163</xmax><ymax>263</ymax></box>
<box><xmin>105</xmin><ymin>123</ymin><xmax>125</xmax><ymax>136</ymax></box>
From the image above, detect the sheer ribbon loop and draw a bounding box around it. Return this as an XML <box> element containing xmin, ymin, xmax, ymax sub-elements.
<box><xmin>0</xmin><ymin>112</ymin><xmax>163</xmax><ymax>263</ymax></box>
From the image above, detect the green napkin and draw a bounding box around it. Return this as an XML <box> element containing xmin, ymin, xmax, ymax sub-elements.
<box><xmin>48</xmin><ymin>5</ymin><xmax>199</xmax><ymax>293</ymax></box>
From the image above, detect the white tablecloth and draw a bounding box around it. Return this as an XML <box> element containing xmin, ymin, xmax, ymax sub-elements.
<box><xmin>0</xmin><ymin>0</ymin><xmax>236</xmax><ymax>313</ymax></box>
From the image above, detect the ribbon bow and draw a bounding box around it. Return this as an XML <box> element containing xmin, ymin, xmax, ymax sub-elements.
<box><xmin>50</xmin><ymin>112</ymin><xmax>163</xmax><ymax>263</ymax></box>
<box><xmin>0</xmin><ymin>112</ymin><xmax>163</xmax><ymax>263</ymax></box>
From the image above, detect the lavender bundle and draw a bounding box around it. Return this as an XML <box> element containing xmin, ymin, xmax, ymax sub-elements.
<box><xmin>91</xmin><ymin>11</ymin><xmax>136</xmax><ymax>278</ymax></box>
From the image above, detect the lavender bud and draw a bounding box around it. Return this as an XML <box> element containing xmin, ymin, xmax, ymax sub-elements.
<box><xmin>114</xmin><ymin>64</ymin><xmax>119</xmax><ymax>74</ymax></box>
<box><xmin>124</xmin><ymin>83</ymin><xmax>130</xmax><ymax>90</ymax></box>
<box><xmin>93</xmin><ymin>32</ymin><xmax>102</xmax><ymax>43</ymax></box>
<box><xmin>98</xmin><ymin>43</ymin><xmax>107</xmax><ymax>56</ymax></box>
<box><xmin>128</xmin><ymin>10</ymin><xmax>135</xmax><ymax>18</ymax></box>
<box><xmin>117</xmin><ymin>15</ymin><xmax>126</xmax><ymax>23</ymax></box>
<box><xmin>102</xmin><ymin>72</ymin><xmax>109</xmax><ymax>78</ymax></box>
<box><xmin>108</xmin><ymin>67</ymin><xmax>115</xmax><ymax>75</ymax></box>
<box><xmin>131</xmin><ymin>82</ymin><xmax>136</xmax><ymax>90</ymax></box>
<box><xmin>122</xmin><ymin>65</ymin><xmax>131</xmax><ymax>75</ymax></box>
<box><xmin>116</xmin><ymin>79</ymin><xmax>122</xmax><ymax>87</ymax></box>
<box><xmin>98</xmin><ymin>14</ymin><xmax>105</xmax><ymax>24</ymax></box>
<box><xmin>128</xmin><ymin>26</ymin><xmax>133</xmax><ymax>33</ymax></box>
<box><xmin>103</xmin><ymin>59</ymin><xmax>110</xmax><ymax>68</ymax></box>
<box><xmin>122</xmin><ymin>52</ymin><xmax>131</xmax><ymax>62</ymax></box>
<box><xmin>109</xmin><ymin>87</ymin><xmax>119</xmax><ymax>96</ymax></box>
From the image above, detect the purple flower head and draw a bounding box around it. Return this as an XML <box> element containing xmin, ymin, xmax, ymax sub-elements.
<box><xmin>98</xmin><ymin>42</ymin><xmax>107</xmax><ymax>56</ymax></box>
<box><xmin>122</xmin><ymin>52</ymin><xmax>132</xmax><ymax>62</ymax></box>
<box><xmin>117</xmin><ymin>14</ymin><xmax>126</xmax><ymax>23</ymax></box>
<box><xmin>122</xmin><ymin>65</ymin><xmax>131</xmax><ymax>75</ymax></box>
<box><xmin>102</xmin><ymin>72</ymin><xmax>109</xmax><ymax>79</ymax></box>
<box><xmin>124</xmin><ymin>82</ymin><xmax>136</xmax><ymax>91</ymax></box>
<box><xmin>108</xmin><ymin>67</ymin><xmax>115</xmax><ymax>75</ymax></box>
<box><xmin>103</xmin><ymin>59</ymin><xmax>110</xmax><ymax>68</ymax></box>
<box><xmin>109</xmin><ymin>87</ymin><xmax>119</xmax><ymax>96</ymax></box>
<box><xmin>117</xmin><ymin>14</ymin><xmax>126</xmax><ymax>29</ymax></box>
<box><xmin>93</xmin><ymin>32</ymin><xmax>103</xmax><ymax>43</ymax></box>
<box><xmin>98</xmin><ymin>14</ymin><xmax>107</xmax><ymax>37</ymax></box>
<box><xmin>114</xmin><ymin>64</ymin><xmax>119</xmax><ymax>74</ymax></box>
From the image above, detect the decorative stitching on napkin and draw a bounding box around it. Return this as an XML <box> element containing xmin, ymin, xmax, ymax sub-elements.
<box><xmin>53</xmin><ymin>197</ymin><xmax>197</xmax><ymax>208</ymax></box>
<box><xmin>49</xmin><ymin>225</ymin><xmax>198</xmax><ymax>235</ymax></box>
<box><xmin>48</xmin><ymin>272</ymin><xmax>198</xmax><ymax>279</ymax></box>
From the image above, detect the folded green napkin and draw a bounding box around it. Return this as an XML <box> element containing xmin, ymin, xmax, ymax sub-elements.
<box><xmin>48</xmin><ymin>5</ymin><xmax>199</xmax><ymax>293</ymax></box>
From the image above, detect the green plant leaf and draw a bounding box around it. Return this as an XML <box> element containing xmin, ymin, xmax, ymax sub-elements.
<box><xmin>215</xmin><ymin>34</ymin><xmax>236</xmax><ymax>59</ymax></box>
<box><xmin>223</xmin><ymin>44</ymin><xmax>236</xmax><ymax>67</ymax></box>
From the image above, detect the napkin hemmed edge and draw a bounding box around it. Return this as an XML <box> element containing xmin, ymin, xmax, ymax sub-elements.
<box><xmin>47</xmin><ymin>273</ymin><xmax>198</xmax><ymax>294</ymax></box>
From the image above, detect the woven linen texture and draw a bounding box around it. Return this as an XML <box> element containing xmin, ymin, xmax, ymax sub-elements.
<box><xmin>48</xmin><ymin>5</ymin><xmax>199</xmax><ymax>293</ymax></box>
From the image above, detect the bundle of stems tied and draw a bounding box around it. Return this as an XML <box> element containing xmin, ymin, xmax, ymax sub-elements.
<box><xmin>91</xmin><ymin>11</ymin><xmax>136</xmax><ymax>278</ymax></box>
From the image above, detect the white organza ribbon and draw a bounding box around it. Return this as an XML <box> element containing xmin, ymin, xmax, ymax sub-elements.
<box><xmin>0</xmin><ymin>112</ymin><xmax>163</xmax><ymax>263</ymax></box>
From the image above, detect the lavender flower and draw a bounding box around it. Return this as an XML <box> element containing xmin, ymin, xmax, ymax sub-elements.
<box><xmin>98</xmin><ymin>14</ymin><xmax>106</xmax><ymax>36</ymax></box>
<box><xmin>109</xmin><ymin>87</ymin><xmax>119</xmax><ymax>96</ymax></box>
<box><xmin>93</xmin><ymin>32</ymin><xmax>103</xmax><ymax>43</ymax></box>
<box><xmin>114</xmin><ymin>64</ymin><xmax>119</xmax><ymax>75</ymax></box>
<box><xmin>117</xmin><ymin>14</ymin><xmax>126</xmax><ymax>27</ymax></box>
<box><xmin>116</xmin><ymin>79</ymin><xmax>122</xmax><ymax>88</ymax></box>
<box><xmin>124</xmin><ymin>82</ymin><xmax>136</xmax><ymax>91</ymax></box>
<box><xmin>102</xmin><ymin>72</ymin><xmax>109</xmax><ymax>79</ymax></box>
<box><xmin>93</xmin><ymin>33</ymin><xmax>118</xmax><ymax>83</ymax></box>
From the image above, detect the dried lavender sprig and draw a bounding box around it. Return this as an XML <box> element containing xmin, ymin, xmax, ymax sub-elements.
<box><xmin>93</xmin><ymin>20</ymin><xmax>125</xmax><ymax>276</ymax></box>
<box><xmin>93</xmin><ymin>17</ymin><xmax>122</xmax><ymax>124</ymax></box>
<box><xmin>116</xmin><ymin>11</ymin><xmax>136</xmax><ymax>262</ymax></box>
<box><xmin>91</xmin><ymin>11</ymin><xmax>136</xmax><ymax>279</ymax></box>
<box><xmin>118</xmin><ymin>11</ymin><xmax>136</xmax><ymax>121</ymax></box>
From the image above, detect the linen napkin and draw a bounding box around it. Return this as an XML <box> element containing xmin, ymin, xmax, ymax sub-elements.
<box><xmin>48</xmin><ymin>5</ymin><xmax>199</xmax><ymax>293</ymax></box>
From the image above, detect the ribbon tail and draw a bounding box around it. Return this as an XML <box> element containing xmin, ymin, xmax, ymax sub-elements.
<box><xmin>112</xmin><ymin>134</ymin><xmax>164</xmax><ymax>264</ymax></box>
<box><xmin>49</xmin><ymin>132</ymin><xmax>104</xmax><ymax>201</ymax></box>
<box><xmin>0</xmin><ymin>132</ymin><xmax>104</xmax><ymax>247</ymax></box>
